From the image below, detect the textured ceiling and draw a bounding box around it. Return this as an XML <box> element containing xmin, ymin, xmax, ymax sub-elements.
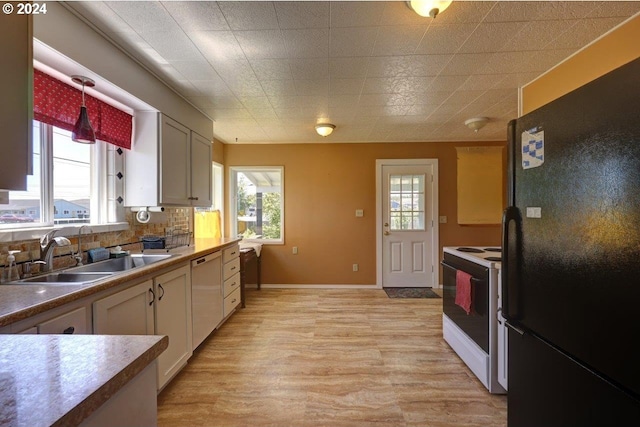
<box><xmin>66</xmin><ymin>1</ymin><xmax>640</xmax><ymax>144</ymax></box>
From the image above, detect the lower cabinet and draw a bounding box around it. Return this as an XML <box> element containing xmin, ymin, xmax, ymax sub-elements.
<box><xmin>154</xmin><ymin>265</ymin><xmax>192</xmax><ymax>389</ymax></box>
<box><xmin>93</xmin><ymin>264</ymin><xmax>192</xmax><ymax>390</ymax></box>
<box><xmin>38</xmin><ymin>307</ymin><xmax>89</xmax><ymax>335</ymax></box>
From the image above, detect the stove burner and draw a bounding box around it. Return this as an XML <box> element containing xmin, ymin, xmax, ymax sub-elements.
<box><xmin>456</xmin><ymin>247</ymin><xmax>485</xmax><ymax>253</ymax></box>
<box><xmin>485</xmin><ymin>256</ymin><xmax>502</xmax><ymax>261</ymax></box>
<box><xmin>484</xmin><ymin>247</ymin><xmax>502</xmax><ymax>252</ymax></box>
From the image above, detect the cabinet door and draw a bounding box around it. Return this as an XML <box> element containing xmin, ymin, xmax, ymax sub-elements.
<box><xmin>155</xmin><ymin>265</ymin><xmax>192</xmax><ymax>389</ymax></box>
<box><xmin>190</xmin><ymin>131</ymin><xmax>212</xmax><ymax>207</ymax></box>
<box><xmin>160</xmin><ymin>115</ymin><xmax>190</xmax><ymax>205</ymax></box>
<box><xmin>38</xmin><ymin>307</ymin><xmax>89</xmax><ymax>335</ymax></box>
<box><xmin>0</xmin><ymin>13</ymin><xmax>32</xmax><ymax>190</ymax></box>
<box><xmin>93</xmin><ymin>281</ymin><xmax>155</xmax><ymax>335</ymax></box>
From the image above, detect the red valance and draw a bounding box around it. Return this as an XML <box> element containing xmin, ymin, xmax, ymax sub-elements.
<box><xmin>33</xmin><ymin>69</ymin><xmax>132</xmax><ymax>149</ymax></box>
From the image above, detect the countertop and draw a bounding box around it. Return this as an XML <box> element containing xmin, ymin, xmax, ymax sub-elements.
<box><xmin>0</xmin><ymin>334</ymin><xmax>168</xmax><ymax>427</ymax></box>
<box><xmin>0</xmin><ymin>237</ymin><xmax>241</xmax><ymax>328</ymax></box>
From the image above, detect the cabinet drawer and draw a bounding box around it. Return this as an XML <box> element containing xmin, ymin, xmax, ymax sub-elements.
<box><xmin>223</xmin><ymin>244</ymin><xmax>239</xmax><ymax>263</ymax></box>
<box><xmin>223</xmin><ymin>287</ymin><xmax>241</xmax><ymax>317</ymax></box>
<box><xmin>223</xmin><ymin>256</ymin><xmax>240</xmax><ymax>280</ymax></box>
<box><xmin>38</xmin><ymin>307</ymin><xmax>88</xmax><ymax>335</ymax></box>
<box><xmin>223</xmin><ymin>272</ymin><xmax>241</xmax><ymax>298</ymax></box>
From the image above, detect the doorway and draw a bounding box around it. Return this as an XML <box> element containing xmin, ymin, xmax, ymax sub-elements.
<box><xmin>376</xmin><ymin>159</ymin><xmax>439</xmax><ymax>289</ymax></box>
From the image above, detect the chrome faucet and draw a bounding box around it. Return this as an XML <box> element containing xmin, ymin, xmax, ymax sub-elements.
<box><xmin>39</xmin><ymin>230</ymin><xmax>71</xmax><ymax>272</ymax></box>
<box><xmin>73</xmin><ymin>225</ymin><xmax>93</xmax><ymax>266</ymax></box>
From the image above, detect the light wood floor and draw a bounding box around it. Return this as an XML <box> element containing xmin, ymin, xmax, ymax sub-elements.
<box><xmin>157</xmin><ymin>288</ymin><xmax>507</xmax><ymax>427</ymax></box>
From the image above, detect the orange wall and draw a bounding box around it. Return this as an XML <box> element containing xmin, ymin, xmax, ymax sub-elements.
<box><xmin>522</xmin><ymin>14</ymin><xmax>640</xmax><ymax>114</ymax></box>
<box><xmin>224</xmin><ymin>141</ymin><xmax>505</xmax><ymax>285</ymax></box>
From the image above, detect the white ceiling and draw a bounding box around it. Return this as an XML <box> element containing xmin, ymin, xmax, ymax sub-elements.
<box><xmin>66</xmin><ymin>1</ymin><xmax>640</xmax><ymax>144</ymax></box>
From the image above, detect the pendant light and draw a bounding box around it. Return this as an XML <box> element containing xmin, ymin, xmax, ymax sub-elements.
<box><xmin>71</xmin><ymin>75</ymin><xmax>96</xmax><ymax>144</ymax></box>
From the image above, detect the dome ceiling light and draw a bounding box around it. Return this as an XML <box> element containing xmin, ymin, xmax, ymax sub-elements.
<box><xmin>408</xmin><ymin>0</ymin><xmax>452</xmax><ymax>18</ymax></box>
<box><xmin>315</xmin><ymin>123</ymin><xmax>336</xmax><ymax>137</ymax></box>
<box><xmin>465</xmin><ymin>117</ymin><xmax>490</xmax><ymax>133</ymax></box>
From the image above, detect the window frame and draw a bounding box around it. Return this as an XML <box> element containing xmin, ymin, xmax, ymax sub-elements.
<box><xmin>0</xmin><ymin>121</ymin><xmax>128</xmax><ymax>238</ymax></box>
<box><xmin>229</xmin><ymin>166</ymin><xmax>284</xmax><ymax>244</ymax></box>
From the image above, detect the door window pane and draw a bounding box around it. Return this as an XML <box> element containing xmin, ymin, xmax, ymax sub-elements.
<box><xmin>388</xmin><ymin>173</ymin><xmax>425</xmax><ymax>231</ymax></box>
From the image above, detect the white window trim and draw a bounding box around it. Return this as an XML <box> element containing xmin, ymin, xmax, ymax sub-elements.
<box><xmin>229</xmin><ymin>166</ymin><xmax>284</xmax><ymax>245</ymax></box>
<box><xmin>0</xmin><ymin>122</ymin><xmax>129</xmax><ymax>241</ymax></box>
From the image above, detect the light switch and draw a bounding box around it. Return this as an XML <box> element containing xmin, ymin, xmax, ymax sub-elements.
<box><xmin>355</xmin><ymin>209</ymin><xmax>364</xmax><ymax>217</ymax></box>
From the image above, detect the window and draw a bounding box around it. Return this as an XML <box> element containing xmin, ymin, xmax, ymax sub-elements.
<box><xmin>0</xmin><ymin>121</ymin><xmax>121</xmax><ymax>230</ymax></box>
<box><xmin>230</xmin><ymin>166</ymin><xmax>283</xmax><ymax>243</ymax></box>
<box><xmin>389</xmin><ymin>174</ymin><xmax>425</xmax><ymax>231</ymax></box>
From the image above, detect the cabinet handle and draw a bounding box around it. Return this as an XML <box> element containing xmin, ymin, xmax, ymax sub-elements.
<box><xmin>188</xmin><ymin>196</ymin><xmax>199</xmax><ymax>200</ymax></box>
<box><xmin>63</xmin><ymin>326</ymin><xmax>75</xmax><ymax>335</ymax></box>
<box><xmin>231</xmin><ymin>251</ymin><xmax>237</xmax><ymax>256</ymax></box>
<box><xmin>196</xmin><ymin>258</ymin><xmax>206</xmax><ymax>264</ymax></box>
<box><xmin>158</xmin><ymin>283</ymin><xmax>165</xmax><ymax>300</ymax></box>
<box><xmin>231</xmin><ymin>298</ymin><xmax>236</xmax><ymax>304</ymax></box>
<box><xmin>231</xmin><ymin>266</ymin><xmax>236</xmax><ymax>271</ymax></box>
<box><xmin>149</xmin><ymin>288</ymin><xmax>155</xmax><ymax>306</ymax></box>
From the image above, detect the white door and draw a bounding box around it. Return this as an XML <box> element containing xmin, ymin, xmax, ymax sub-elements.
<box><xmin>377</xmin><ymin>160</ymin><xmax>438</xmax><ymax>288</ymax></box>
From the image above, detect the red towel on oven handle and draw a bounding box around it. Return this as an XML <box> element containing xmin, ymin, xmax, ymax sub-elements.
<box><xmin>455</xmin><ymin>270</ymin><xmax>473</xmax><ymax>315</ymax></box>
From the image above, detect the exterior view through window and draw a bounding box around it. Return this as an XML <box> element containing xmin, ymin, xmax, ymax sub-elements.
<box><xmin>231</xmin><ymin>167</ymin><xmax>283</xmax><ymax>243</ymax></box>
<box><xmin>0</xmin><ymin>121</ymin><xmax>114</xmax><ymax>229</ymax></box>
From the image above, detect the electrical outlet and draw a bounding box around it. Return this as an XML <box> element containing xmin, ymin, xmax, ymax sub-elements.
<box><xmin>439</xmin><ymin>216</ymin><xmax>447</xmax><ymax>223</ymax></box>
<box><xmin>355</xmin><ymin>209</ymin><xmax>364</xmax><ymax>217</ymax></box>
<box><xmin>353</xmin><ymin>263</ymin><xmax>359</xmax><ymax>272</ymax></box>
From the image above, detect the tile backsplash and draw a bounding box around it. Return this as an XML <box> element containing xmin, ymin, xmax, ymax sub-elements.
<box><xmin>0</xmin><ymin>208</ymin><xmax>192</xmax><ymax>272</ymax></box>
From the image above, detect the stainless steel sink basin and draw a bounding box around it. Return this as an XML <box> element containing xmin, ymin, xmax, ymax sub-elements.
<box><xmin>16</xmin><ymin>272</ymin><xmax>114</xmax><ymax>285</ymax></box>
<box><xmin>4</xmin><ymin>254</ymin><xmax>173</xmax><ymax>286</ymax></box>
<box><xmin>72</xmin><ymin>254</ymin><xmax>173</xmax><ymax>273</ymax></box>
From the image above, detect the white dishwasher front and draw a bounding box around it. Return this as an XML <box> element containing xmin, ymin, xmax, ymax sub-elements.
<box><xmin>191</xmin><ymin>251</ymin><xmax>222</xmax><ymax>350</ymax></box>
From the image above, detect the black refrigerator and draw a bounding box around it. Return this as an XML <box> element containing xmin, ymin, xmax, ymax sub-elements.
<box><xmin>502</xmin><ymin>57</ymin><xmax>640</xmax><ymax>426</ymax></box>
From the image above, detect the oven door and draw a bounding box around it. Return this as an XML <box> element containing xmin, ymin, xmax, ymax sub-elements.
<box><xmin>442</xmin><ymin>253</ymin><xmax>489</xmax><ymax>353</ymax></box>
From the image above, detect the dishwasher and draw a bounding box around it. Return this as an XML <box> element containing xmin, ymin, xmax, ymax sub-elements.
<box><xmin>191</xmin><ymin>251</ymin><xmax>222</xmax><ymax>350</ymax></box>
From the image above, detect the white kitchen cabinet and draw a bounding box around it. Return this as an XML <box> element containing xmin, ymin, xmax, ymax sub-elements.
<box><xmin>222</xmin><ymin>244</ymin><xmax>241</xmax><ymax>318</ymax></box>
<box><xmin>125</xmin><ymin>112</ymin><xmax>212</xmax><ymax>207</ymax></box>
<box><xmin>154</xmin><ymin>264</ymin><xmax>193</xmax><ymax>390</ymax></box>
<box><xmin>38</xmin><ymin>307</ymin><xmax>89</xmax><ymax>335</ymax></box>
<box><xmin>93</xmin><ymin>264</ymin><xmax>192</xmax><ymax>390</ymax></box>
<box><xmin>497</xmin><ymin>268</ymin><xmax>508</xmax><ymax>391</ymax></box>
<box><xmin>0</xmin><ymin>12</ymin><xmax>32</xmax><ymax>190</ymax></box>
<box><xmin>93</xmin><ymin>280</ymin><xmax>154</xmax><ymax>335</ymax></box>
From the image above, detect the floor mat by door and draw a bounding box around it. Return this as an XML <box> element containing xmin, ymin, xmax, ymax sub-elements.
<box><xmin>384</xmin><ymin>287</ymin><xmax>441</xmax><ymax>299</ymax></box>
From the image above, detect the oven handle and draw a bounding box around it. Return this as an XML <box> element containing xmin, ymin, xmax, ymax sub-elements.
<box><xmin>440</xmin><ymin>261</ymin><xmax>485</xmax><ymax>284</ymax></box>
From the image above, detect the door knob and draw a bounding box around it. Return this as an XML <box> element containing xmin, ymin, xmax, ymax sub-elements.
<box><xmin>384</xmin><ymin>231</ymin><xmax>390</xmax><ymax>235</ymax></box>
<box><xmin>384</xmin><ymin>223</ymin><xmax>389</xmax><ymax>227</ymax></box>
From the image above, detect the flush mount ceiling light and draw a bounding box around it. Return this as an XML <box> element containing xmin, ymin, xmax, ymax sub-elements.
<box><xmin>315</xmin><ymin>123</ymin><xmax>336</xmax><ymax>137</ymax></box>
<box><xmin>465</xmin><ymin>117</ymin><xmax>489</xmax><ymax>132</ymax></box>
<box><xmin>407</xmin><ymin>0</ymin><xmax>452</xmax><ymax>18</ymax></box>
<box><xmin>71</xmin><ymin>75</ymin><xmax>96</xmax><ymax>144</ymax></box>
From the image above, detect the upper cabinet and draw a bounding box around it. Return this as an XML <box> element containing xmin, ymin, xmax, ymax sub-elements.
<box><xmin>0</xmin><ymin>12</ymin><xmax>32</xmax><ymax>190</ymax></box>
<box><xmin>126</xmin><ymin>112</ymin><xmax>212</xmax><ymax>207</ymax></box>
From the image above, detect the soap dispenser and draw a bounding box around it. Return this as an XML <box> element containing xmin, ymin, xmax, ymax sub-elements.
<box><xmin>2</xmin><ymin>250</ymin><xmax>21</xmax><ymax>283</ymax></box>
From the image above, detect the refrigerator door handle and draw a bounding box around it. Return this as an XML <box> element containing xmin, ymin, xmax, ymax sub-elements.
<box><xmin>502</xmin><ymin>206</ymin><xmax>522</xmax><ymax>323</ymax></box>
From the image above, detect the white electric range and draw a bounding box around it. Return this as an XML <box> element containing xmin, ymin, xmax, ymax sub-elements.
<box><xmin>441</xmin><ymin>246</ymin><xmax>507</xmax><ymax>394</ymax></box>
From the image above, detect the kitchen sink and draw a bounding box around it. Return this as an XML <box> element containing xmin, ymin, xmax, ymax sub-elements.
<box><xmin>16</xmin><ymin>272</ymin><xmax>114</xmax><ymax>285</ymax></box>
<box><xmin>5</xmin><ymin>254</ymin><xmax>173</xmax><ymax>286</ymax></box>
<box><xmin>72</xmin><ymin>254</ymin><xmax>173</xmax><ymax>273</ymax></box>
